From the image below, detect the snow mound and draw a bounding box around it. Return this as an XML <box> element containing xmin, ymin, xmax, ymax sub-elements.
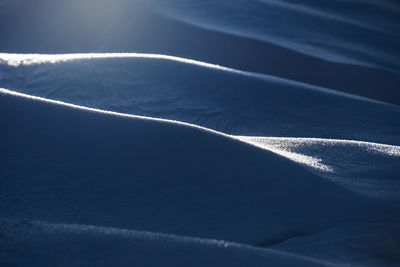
<box><xmin>1</xmin><ymin>54</ymin><xmax>398</xmax><ymax>145</ymax></box>
<box><xmin>1</xmin><ymin>54</ymin><xmax>399</xmax><ymax>200</ymax></box>
<box><xmin>1</xmin><ymin>1</ymin><xmax>399</xmax><ymax>105</ymax></box>
<box><xmin>0</xmin><ymin>220</ymin><xmax>331</xmax><ymax>267</ymax></box>
<box><xmin>146</xmin><ymin>0</ymin><xmax>400</xmax><ymax>73</ymax></box>
<box><xmin>237</xmin><ymin>136</ymin><xmax>400</xmax><ymax>199</ymax></box>
<box><xmin>1</xmin><ymin>1</ymin><xmax>399</xmax><ymax>266</ymax></box>
<box><xmin>272</xmin><ymin>222</ymin><xmax>400</xmax><ymax>266</ymax></box>
<box><xmin>2</xmin><ymin>89</ymin><xmax>399</xmax><ymax>249</ymax></box>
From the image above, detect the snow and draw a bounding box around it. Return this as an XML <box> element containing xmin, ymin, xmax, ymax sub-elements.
<box><xmin>3</xmin><ymin>87</ymin><xmax>399</xmax><ymax>201</ymax></box>
<box><xmin>1</xmin><ymin>0</ymin><xmax>400</xmax><ymax>266</ymax></box>
<box><xmin>273</xmin><ymin>223</ymin><xmax>400</xmax><ymax>266</ymax></box>
<box><xmin>1</xmin><ymin>55</ymin><xmax>398</xmax><ymax>144</ymax></box>
<box><xmin>1</xmin><ymin>88</ymin><xmax>400</xmax><ymax>266</ymax></box>
<box><xmin>145</xmin><ymin>0</ymin><xmax>400</xmax><ymax>73</ymax></box>
<box><xmin>0</xmin><ymin>220</ymin><xmax>332</xmax><ymax>267</ymax></box>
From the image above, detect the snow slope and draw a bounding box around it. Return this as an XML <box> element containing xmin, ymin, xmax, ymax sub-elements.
<box><xmin>1</xmin><ymin>53</ymin><xmax>399</xmax><ymax>201</ymax></box>
<box><xmin>0</xmin><ymin>0</ymin><xmax>399</xmax><ymax>105</ymax></box>
<box><xmin>1</xmin><ymin>1</ymin><xmax>400</xmax><ymax>266</ymax></box>
<box><xmin>1</xmin><ymin>54</ymin><xmax>398</xmax><ymax>144</ymax></box>
<box><xmin>145</xmin><ymin>0</ymin><xmax>400</xmax><ymax>73</ymax></box>
<box><xmin>0</xmin><ymin>220</ymin><xmax>331</xmax><ymax>267</ymax></box>
<box><xmin>272</xmin><ymin>222</ymin><xmax>400</xmax><ymax>266</ymax></box>
<box><xmin>1</xmin><ymin>87</ymin><xmax>400</xmax><ymax>266</ymax></box>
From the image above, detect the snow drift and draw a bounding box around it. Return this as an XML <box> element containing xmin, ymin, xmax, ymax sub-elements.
<box><xmin>1</xmin><ymin>53</ymin><xmax>398</xmax><ymax>144</ymax></box>
<box><xmin>1</xmin><ymin>54</ymin><xmax>399</xmax><ymax>202</ymax></box>
<box><xmin>0</xmin><ymin>220</ymin><xmax>330</xmax><ymax>267</ymax></box>
<box><xmin>145</xmin><ymin>0</ymin><xmax>400</xmax><ymax>73</ymax></box>
<box><xmin>0</xmin><ymin>0</ymin><xmax>399</xmax><ymax>104</ymax></box>
<box><xmin>1</xmin><ymin>87</ymin><xmax>400</xmax><ymax>266</ymax></box>
<box><xmin>1</xmin><ymin>0</ymin><xmax>400</xmax><ymax>266</ymax></box>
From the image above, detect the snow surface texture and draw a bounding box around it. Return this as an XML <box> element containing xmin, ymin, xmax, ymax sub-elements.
<box><xmin>0</xmin><ymin>220</ymin><xmax>331</xmax><ymax>267</ymax></box>
<box><xmin>0</xmin><ymin>54</ymin><xmax>399</xmax><ymax>202</ymax></box>
<box><xmin>1</xmin><ymin>88</ymin><xmax>400</xmax><ymax>266</ymax></box>
<box><xmin>1</xmin><ymin>1</ymin><xmax>400</xmax><ymax>266</ymax></box>
<box><xmin>1</xmin><ymin>85</ymin><xmax>399</xmax><ymax>202</ymax></box>
<box><xmin>1</xmin><ymin>0</ymin><xmax>399</xmax><ymax>105</ymax></box>
<box><xmin>146</xmin><ymin>0</ymin><xmax>400</xmax><ymax>73</ymax></box>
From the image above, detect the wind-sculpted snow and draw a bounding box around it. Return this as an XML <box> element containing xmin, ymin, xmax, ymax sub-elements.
<box><xmin>1</xmin><ymin>1</ymin><xmax>399</xmax><ymax>266</ymax></box>
<box><xmin>237</xmin><ymin>137</ymin><xmax>400</xmax><ymax>200</ymax></box>
<box><xmin>1</xmin><ymin>1</ymin><xmax>399</xmax><ymax>105</ymax></box>
<box><xmin>145</xmin><ymin>0</ymin><xmax>400</xmax><ymax>73</ymax></box>
<box><xmin>0</xmin><ymin>53</ymin><xmax>238</xmax><ymax>73</ymax></box>
<box><xmin>0</xmin><ymin>220</ymin><xmax>334</xmax><ymax>267</ymax></box>
<box><xmin>1</xmin><ymin>86</ymin><xmax>400</xmax><ymax>266</ymax></box>
<box><xmin>2</xmin><ymin>87</ymin><xmax>399</xmax><ymax>201</ymax></box>
<box><xmin>1</xmin><ymin>89</ymin><xmax>400</xmax><ymax>252</ymax></box>
<box><xmin>3</xmin><ymin>220</ymin><xmax>398</xmax><ymax>267</ymax></box>
<box><xmin>1</xmin><ymin>53</ymin><xmax>399</xmax><ymax>146</ymax></box>
<box><xmin>272</xmin><ymin>222</ymin><xmax>400</xmax><ymax>266</ymax></box>
<box><xmin>2</xmin><ymin>54</ymin><xmax>399</xmax><ymax>200</ymax></box>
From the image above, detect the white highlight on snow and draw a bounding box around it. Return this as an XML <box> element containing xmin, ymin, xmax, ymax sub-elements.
<box><xmin>34</xmin><ymin>220</ymin><xmax>235</xmax><ymax>249</ymax></box>
<box><xmin>0</xmin><ymin>53</ymin><xmax>387</xmax><ymax>105</ymax></box>
<box><xmin>236</xmin><ymin>136</ymin><xmax>333</xmax><ymax>172</ymax></box>
<box><xmin>259</xmin><ymin>136</ymin><xmax>400</xmax><ymax>157</ymax></box>
<box><xmin>1</xmin><ymin>87</ymin><xmax>399</xmax><ymax>175</ymax></box>
<box><xmin>1</xmin><ymin>219</ymin><xmax>334</xmax><ymax>266</ymax></box>
<box><xmin>0</xmin><ymin>52</ymin><xmax>240</xmax><ymax>73</ymax></box>
<box><xmin>236</xmin><ymin>136</ymin><xmax>400</xmax><ymax>173</ymax></box>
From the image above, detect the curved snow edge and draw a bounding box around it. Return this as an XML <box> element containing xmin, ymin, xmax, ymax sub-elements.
<box><xmin>0</xmin><ymin>52</ymin><xmax>391</xmax><ymax>106</ymax></box>
<box><xmin>1</xmin><ymin>219</ymin><xmax>335</xmax><ymax>266</ymax></box>
<box><xmin>2</xmin><ymin>87</ymin><xmax>399</xmax><ymax>174</ymax></box>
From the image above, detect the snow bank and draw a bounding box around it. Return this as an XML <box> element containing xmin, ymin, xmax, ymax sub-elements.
<box><xmin>146</xmin><ymin>0</ymin><xmax>400</xmax><ymax>73</ymax></box>
<box><xmin>1</xmin><ymin>54</ymin><xmax>398</xmax><ymax>145</ymax></box>
<box><xmin>1</xmin><ymin>90</ymin><xmax>398</xmax><ymax>249</ymax></box>
<box><xmin>0</xmin><ymin>220</ymin><xmax>331</xmax><ymax>267</ymax></box>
